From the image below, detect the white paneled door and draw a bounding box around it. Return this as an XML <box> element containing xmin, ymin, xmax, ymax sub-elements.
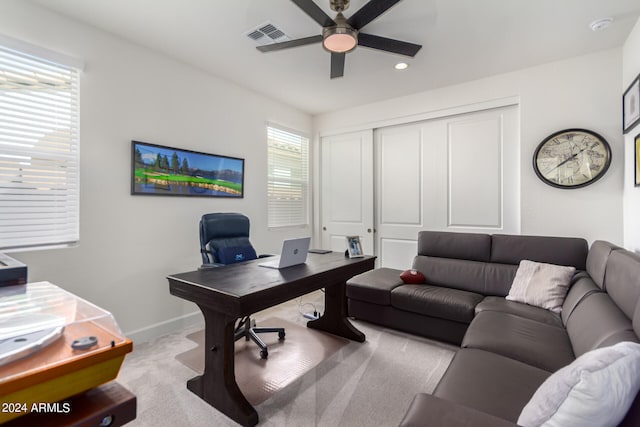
<box><xmin>375</xmin><ymin>105</ymin><xmax>520</xmax><ymax>268</ymax></box>
<box><xmin>320</xmin><ymin>130</ymin><xmax>375</xmax><ymax>255</ymax></box>
<box><xmin>319</xmin><ymin>105</ymin><xmax>519</xmax><ymax>268</ymax></box>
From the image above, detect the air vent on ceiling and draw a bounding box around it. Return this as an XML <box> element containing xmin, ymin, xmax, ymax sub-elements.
<box><xmin>245</xmin><ymin>21</ymin><xmax>290</xmax><ymax>46</ymax></box>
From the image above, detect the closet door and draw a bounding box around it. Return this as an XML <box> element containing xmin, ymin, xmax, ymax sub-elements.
<box><xmin>375</xmin><ymin>105</ymin><xmax>520</xmax><ymax>268</ymax></box>
<box><xmin>320</xmin><ymin>130</ymin><xmax>374</xmax><ymax>255</ymax></box>
<box><xmin>375</xmin><ymin>121</ymin><xmax>429</xmax><ymax>269</ymax></box>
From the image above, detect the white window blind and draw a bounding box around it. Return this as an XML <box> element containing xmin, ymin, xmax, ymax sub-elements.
<box><xmin>267</xmin><ymin>125</ymin><xmax>309</xmax><ymax>228</ymax></box>
<box><xmin>0</xmin><ymin>43</ymin><xmax>80</xmax><ymax>250</ymax></box>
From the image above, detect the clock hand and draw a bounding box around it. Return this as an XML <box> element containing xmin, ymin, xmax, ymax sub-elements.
<box><xmin>543</xmin><ymin>149</ymin><xmax>585</xmax><ymax>174</ymax></box>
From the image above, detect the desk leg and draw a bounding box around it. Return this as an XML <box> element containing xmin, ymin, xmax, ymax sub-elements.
<box><xmin>307</xmin><ymin>280</ymin><xmax>365</xmax><ymax>342</ymax></box>
<box><xmin>186</xmin><ymin>307</ymin><xmax>258</xmax><ymax>427</ymax></box>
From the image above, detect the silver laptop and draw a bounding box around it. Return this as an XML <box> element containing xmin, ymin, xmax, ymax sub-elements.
<box><xmin>259</xmin><ymin>237</ymin><xmax>311</xmax><ymax>269</ymax></box>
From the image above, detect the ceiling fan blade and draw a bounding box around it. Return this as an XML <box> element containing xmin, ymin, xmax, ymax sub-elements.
<box><xmin>358</xmin><ymin>33</ymin><xmax>422</xmax><ymax>57</ymax></box>
<box><xmin>330</xmin><ymin>52</ymin><xmax>345</xmax><ymax>79</ymax></box>
<box><xmin>257</xmin><ymin>35</ymin><xmax>323</xmax><ymax>52</ymax></box>
<box><xmin>347</xmin><ymin>0</ymin><xmax>403</xmax><ymax>30</ymax></box>
<box><xmin>291</xmin><ymin>0</ymin><xmax>336</xmax><ymax>27</ymax></box>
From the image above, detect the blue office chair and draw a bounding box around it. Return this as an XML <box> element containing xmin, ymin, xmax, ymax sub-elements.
<box><xmin>199</xmin><ymin>212</ymin><xmax>285</xmax><ymax>359</ymax></box>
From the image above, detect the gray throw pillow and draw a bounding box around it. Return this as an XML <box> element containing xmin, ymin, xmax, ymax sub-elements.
<box><xmin>506</xmin><ymin>260</ymin><xmax>575</xmax><ymax>313</ymax></box>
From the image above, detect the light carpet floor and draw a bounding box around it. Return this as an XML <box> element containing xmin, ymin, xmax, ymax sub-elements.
<box><xmin>116</xmin><ymin>292</ymin><xmax>456</xmax><ymax>426</ymax></box>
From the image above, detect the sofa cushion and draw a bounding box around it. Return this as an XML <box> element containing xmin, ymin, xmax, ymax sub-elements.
<box><xmin>518</xmin><ymin>341</ymin><xmax>640</xmax><ymax>427</ymax></box>
<box><xmin>434</xmin><ymin>348</ymin><xmax>550</xmax><ymax>422</ymax></box>
<box><xmin>490</xmin><ymin>234</ymin><xmax>588</xmax><ymax>270</ymax></box>
<box><xmin>390</xmin><ymin>285</ymin><xmax>483</xmax><ymax>323</ymax></box>
<box><xmin>412</xmin><ymin>256</ymin><xmax>517</xmax><ymax>296</ymax></box>
<box><xmin>417</xmin><ymin>231</ymin><xmax>491</xmax><ymax>262</ymax></box>
<box><xmin>462</xmin><ymin>311</ymin><xmax>574</xmax><ymax>372</ymax></box>
<box><xmin>605</xmin><ymin>250</ymin><xmax>640</xmax><ymax>319</ymax></box>
<box><xmin>475</xmin><ymin>296</ymin><xmax>563</xmax><ymax>328</ymax></box>
<box><xmin>566</xmin><ymin>292</ymin><xmax>639</xmax><ymax>357</ymax></box>
<box><xmin>346</xmin><ymin>267</ymin><xmax>404</xmax><ymax>306</ymax></box>
<box><xmin>586</xmin><ymin>240</ymin><xmax>621</xmax><ymax>289</ymax></box>
<box><xmin>400</xmin><ymin>393</ymin><xmax>516</xmax><ymax>427</ymax></box>
<box><xmin>506</xmin><ymin>260</ymin><xmax>575</xmax><ymax>313</ymax></box>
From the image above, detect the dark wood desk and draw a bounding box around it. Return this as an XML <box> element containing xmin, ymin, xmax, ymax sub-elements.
<box><xmin>167</xmin><ymin>252</ymin><xmax>375</xmax><ymax>426</ymax></box>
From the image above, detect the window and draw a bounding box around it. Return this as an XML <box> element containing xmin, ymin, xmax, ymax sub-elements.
<box><xmin>267</xmin><ymin>125</ymin><xmax>310</xmax><ymax>228</ymax></box>
<box><xmin>0</xmin><ymin>38</ymin><xmax>81</xmax><ymax>251</ymax></box>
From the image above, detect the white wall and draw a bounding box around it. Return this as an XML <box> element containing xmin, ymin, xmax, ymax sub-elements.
<box><xmin>314</xmin><ymin>49</ymin><xmax>624</xmax><ymax>246</ymax></box>
<box><xmin>0</xmin><ymin>0</ymin><xmax>311</xmax><ymax>340</ymax></box>
<box><xmin>623</xmin><ymin>17</ymin><xmax>640</xmax><ymax>253</ymax></box>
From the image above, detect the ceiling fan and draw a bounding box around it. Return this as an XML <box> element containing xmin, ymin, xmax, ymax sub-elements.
<box><xmin>257</xmin><ymin>0</ymin><xmax>422</xmax><ymax>79</ymax></box>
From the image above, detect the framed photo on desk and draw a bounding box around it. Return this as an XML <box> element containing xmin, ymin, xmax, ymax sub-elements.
<box><xmin>346</xmin><ymin>236</ymin><xmax>364</xmax><ymax>258</ymax></box>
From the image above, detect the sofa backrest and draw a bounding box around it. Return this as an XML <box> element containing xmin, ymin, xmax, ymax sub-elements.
<box><xmin>565</xmin><ymin>292</ymin><xmax>639</xmax><ymax>356</ymax></box>
<box><xmin>586</xmin><ymin>240</ymin><xmax>622</xmax><ymax>289</ymax></box>
<box><xmin>490</xmin><ymin>234</ymin><xmax>588</xmax><ymax>270</ymax></box>
<box><xmin>564</xmin><ymin>242</ymin><xmax>640</xmax><ymax>426</ymax></box>
<box><xmin>561</xmin><ymin>274</ymin><xmax>601</xmax><ymax>326</ymax></box>
<box><xmin>413</xmin><ymin>231</ymin><xmax>588</xmax><ymax>297</ymax></box>
<box><xmin>565</xmin><ymin>246</ymin><xmax>640</xmax><ymax>357</ymax></box>
<box><xmin>417</xmin><ymin>231</ymin><xmax>491</xmax><ymax>262</ymax></box>
<box><xmin>561</xmin><ymin>240</ymin><xmax>620</xmax><ymax>325</ymax></box>
<box><xmin>414</xmin><ymin>231</ymin><xmax>514</xmax><ymax>295</ymax></box>
<box><xmin>605</xmin><ymin>251</ymin><xmax>640</xmax><ymax>320</ymax></box>
<box><xmin>412</xmin><ymin>255</ymin><xmax>517</xmax><ymax>296</ymax></box>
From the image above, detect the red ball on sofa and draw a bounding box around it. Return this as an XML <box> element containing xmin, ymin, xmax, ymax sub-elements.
<box><xmin>400</xmin><ymin>269</ymin><xmax>426</xmax><ymax>284</ymax></box>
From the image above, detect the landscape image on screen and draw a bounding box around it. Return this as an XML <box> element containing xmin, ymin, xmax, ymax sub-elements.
<box><xmin>132</xmin><ymin>141</ymin><xmax>244</xmax><ymax>197</ymax></box>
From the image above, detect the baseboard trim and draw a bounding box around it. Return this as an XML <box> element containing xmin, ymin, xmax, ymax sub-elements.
<box><xmin>125</xmin><ymin>311</ymin><xmax>204</xmax><ymax>344</ymax></box>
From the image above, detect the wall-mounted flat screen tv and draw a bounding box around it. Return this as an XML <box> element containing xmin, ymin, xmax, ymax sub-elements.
<box><xmin>131</xmin><ymin>141</ymin><xmax>244</xmax><ymax>198</ymax></box>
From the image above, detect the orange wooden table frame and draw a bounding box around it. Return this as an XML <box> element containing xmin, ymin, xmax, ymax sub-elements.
<box><xmin>0</xmin><ymin>322</ymin><xmax>132</xmax><ymax>424</ymax></box>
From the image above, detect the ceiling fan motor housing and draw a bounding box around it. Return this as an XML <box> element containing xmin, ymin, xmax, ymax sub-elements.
<box><xmin>330</xmin><ymin>0</ymin><xmax>350</xmax><ymax>12</ymax></box>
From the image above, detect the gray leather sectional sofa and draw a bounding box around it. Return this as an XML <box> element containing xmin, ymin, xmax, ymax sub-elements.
<box><xmin>346</xmin><ymin>231</ymin><xmax>640</xmax><ymax>426</ymax></box>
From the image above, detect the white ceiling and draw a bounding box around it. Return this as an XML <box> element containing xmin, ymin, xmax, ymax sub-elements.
<box><xmin>30</xmin><ymin>0</ymin><xmax>640</xmax><ymax>115</ymax></box>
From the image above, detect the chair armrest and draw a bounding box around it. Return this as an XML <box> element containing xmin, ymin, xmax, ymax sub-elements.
<box><xmin>399</xmin><ymin>394</ymin><xmax>518</xmax><ymax>427</ymax></box>
<box><xmin>198</xmin><ymin>263</ymin><xmax>225</xmax><ymax>270</ymax></box>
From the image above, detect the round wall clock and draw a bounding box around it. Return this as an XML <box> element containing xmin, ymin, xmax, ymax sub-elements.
<box><xmin>533</xmin><ymin>128</ymin><xmax>611</xmax><ymax>189</ymax></box>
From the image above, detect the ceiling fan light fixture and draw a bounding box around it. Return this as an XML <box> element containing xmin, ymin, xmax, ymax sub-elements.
<box><xmin>323</xmin><ymin>27</ymin><xmax>358</xmax><ymax>53</ymax></box>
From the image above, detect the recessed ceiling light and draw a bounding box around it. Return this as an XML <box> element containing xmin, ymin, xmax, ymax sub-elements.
<box><xmin>394</xmin><ymin>62</ymin><xmax>408</xmax><ymax>70</ymax></box>
<box><xmin>589</xmin><ymin>17</ymin><xmax>613</xmax><ymax>32</ymax></box>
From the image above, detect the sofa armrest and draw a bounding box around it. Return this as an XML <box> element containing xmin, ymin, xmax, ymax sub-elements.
<box><xmin>399</xmin><ymin>394</ymin><xmax>518</xmax><ymax>427</ymax></box>
<box><xmin>346</xmin><ymin>267</ymin><xmax>405</xmax><ymax>306</ymax></box>
<box><xmin>347</xmin><ymin>267</ymin><xmax>405</xmax><ymax>288</ymax></box>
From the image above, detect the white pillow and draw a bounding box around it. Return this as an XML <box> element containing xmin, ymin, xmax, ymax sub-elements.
<box><xmin>506</xmin><ymin>260</ymin><xmax>575</xmax><ymax>313</ymax></box>
<box><xmin>518</xmin><ymin>341</ymin><xmax>640</xmax><ymax>427</ymax></box>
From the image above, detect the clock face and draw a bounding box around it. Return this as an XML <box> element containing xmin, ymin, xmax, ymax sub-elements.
<box><xmin>533</xmin><ymin>129</ymin><xmax>611</xmax><ymax>189</ymax></box>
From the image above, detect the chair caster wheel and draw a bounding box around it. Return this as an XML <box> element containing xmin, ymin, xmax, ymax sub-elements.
<box><xmin>260</xmin><ymin>349</ymin><xmax>268</xmax><ymax>359</ymax></box>
<box><xmin>278</xmin><ymin>331</ymin><xmax>285</xmax><ymax>340</ymax></box>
